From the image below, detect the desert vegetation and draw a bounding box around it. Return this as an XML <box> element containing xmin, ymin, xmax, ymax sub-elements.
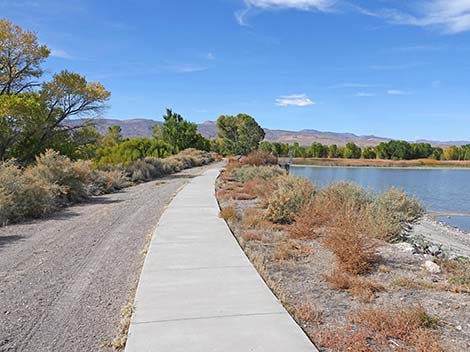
<box><xmin>216</xmin><ymin>150</ymin><xmax>469</xmax><ymax>351</ymax></box>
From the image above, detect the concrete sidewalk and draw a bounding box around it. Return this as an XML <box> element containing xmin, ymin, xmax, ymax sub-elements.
<box><xmin>125</xmin><ymin>168</ymin><xmax>318</xmax><ymax>352</ymax></box>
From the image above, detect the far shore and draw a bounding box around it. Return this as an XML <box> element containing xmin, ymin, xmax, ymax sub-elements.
<box><xmin>282</xmin><ymin>157</ymin><xmax>470</xmax><ymax>169</ymax></box>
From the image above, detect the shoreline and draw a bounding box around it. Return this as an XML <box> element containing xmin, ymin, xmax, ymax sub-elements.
<box><xmin>290</xmin><ymin>163</ymin><xmax>470</xmax><ymax>170</ymax></box>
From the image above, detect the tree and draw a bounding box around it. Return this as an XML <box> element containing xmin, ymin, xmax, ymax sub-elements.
<box><xmin>443</xmin><ymin>146</ymin><xmax>460</xmax><ymax>160</ymax></box>
<box><xmin>328</xmin><ymin>144</ymin><xmax>339</xmax><ymax>158</ymax></box>
<box><xmin>0</xmin><ymin>20</ymin><xmax>111</xmax><ymax>162</ymax></box>
<box><xmin>160</xmin><ymin>109</ymin><xmax>207</xmax><ymax>152</ymax></box>
<box><xmin>307</xmin><ymin>142</ymin><xmax>328</xmax><ymax>158</ymax></box>
<box><xmin>216</xmin><ymin>113</ymin><xmax>265</xmax><ymax>155</ymax></box>
<box><xmin>0</xmin><ymin>19</ymin><xmax>50</xmax><ymax>95</ymax></box>
<box><xmin>343</xmin><ymin>142</ymin><xmax>362</xmax><ymax>159</ymax></box>
<box><xmin>362</xmin><ymin>146</ymin><xmax>376</xmax><ymax>159</ymax></box>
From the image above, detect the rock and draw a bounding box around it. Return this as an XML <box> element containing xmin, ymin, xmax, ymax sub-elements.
<box><xmin>424</xmin><ymin>260</ymin><xmax>441</xmax><ymax>274</ymax></box>
<box><xmin>428</xmin><ymin>245</ymin><xmax>441</xmax><ymax>256</ymax></box>
<box><xmin>394</xmin><ymin>242</ymin><xmax>416</xmax><ymax>254</ymax></box>
<box><xmin>456</xmin><ymin>325</ymin><xmax>462</xmax><ymax>331</ymax></box>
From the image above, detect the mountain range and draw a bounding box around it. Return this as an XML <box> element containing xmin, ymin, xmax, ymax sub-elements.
<box><xmin>75</xmin><ymin>118</ymin><xmax>469</xmax><ymax>147</ymax></box>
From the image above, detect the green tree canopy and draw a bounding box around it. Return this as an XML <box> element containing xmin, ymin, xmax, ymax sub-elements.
<box><xmin>216</xmin><ymin>113</ymin><xmax>265</xmax><ymax>155</ymax></box>
<box><xmin>0</xmin><ymin>19</ymin><xmax>110</xmax><ymax>162</ymax></box>
<box><xmin>160</xmin><ymin>109</ymin><xmax>207</xmax><ymax>152</ymax></box>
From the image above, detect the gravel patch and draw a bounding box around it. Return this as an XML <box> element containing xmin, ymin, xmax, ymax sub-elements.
<box><xmin>0</xmin><ymin>164</ymin><xmax>216</xmax><ymax>352</ymax></box>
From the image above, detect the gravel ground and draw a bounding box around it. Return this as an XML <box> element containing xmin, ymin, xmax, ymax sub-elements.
<box><xmin>0</xmin><ymin>164</ymin><xmax>216</xmax><ymax>352</ymax></box>
<box><xmin>410</xmin><ymin>215</ymin><xmax>470</xmax><ymax>258</ymax></box>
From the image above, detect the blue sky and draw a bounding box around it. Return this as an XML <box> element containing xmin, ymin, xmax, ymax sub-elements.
<box><xmin>1</xmin><ymin>0</ymin><xmax>470</xmax><ymax>141</ymax></box>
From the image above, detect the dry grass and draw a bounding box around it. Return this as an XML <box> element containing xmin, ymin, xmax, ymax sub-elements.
<box><xmin>109</xmin><ymin>302</ymin><xmax>133</xmax><ymax>350</ymax></box>
<box><xmin>240</xmin><ymin>150</ymin><xmax>278</xmax><ymax>166</ymax></box>
<box><xmin>288</xmin><ymin>203</ymin><xmax>322</xmax><ymax>239</ymax></box>
<box><xmin>219</xmin><ymin>205</ymin><xmax>239</xmax><ymax>222</ymax></box>
<box><xmin>323</xmin><ymin>206</ymin><xmax>379</xmax><ymax>275</ymax></box>
<box><xmin>241</xmin><ymin>230</ymin><xmax>264</xmax><ymax>242</ymax></box>
<box><xmin>323</xmin><ymin>270</ymin><xmax>384</xmax><ymax>301</ymax></box>
<box><xmin>317</xmin><ymin>305</ymin><xmax>443</xmax><ymax>352</ymax></box>
<box><xmin>241</xmin><ymin>208</ymin><xmax>272</xmax><ymax>230</ymax></box>
<box><xmin>438</xmin><ymin>257</ymin><xmax>470</xmax><ymax>292</ymax></box>
<box><xmin>294</xmin><ymin>302</ymin><xmax>323</xmax><ymax>325</ymax></box>
<box><xmin>273</xmin><ymin>240</ymin><xmax>314</xmax><ymax>261</ymax></box>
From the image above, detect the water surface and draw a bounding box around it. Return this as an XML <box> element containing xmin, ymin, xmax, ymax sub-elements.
<box><xmin>291</xmin><ymin>166</ymin><xmax>470</xmax><ymax>232</ymax></box>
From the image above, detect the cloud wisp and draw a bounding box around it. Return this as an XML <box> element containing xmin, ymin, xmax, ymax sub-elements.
<box><xmin>235</xmin><ymin>0</ymin><xmax>470</xmax><ymax>34</ymax></box>
<box><xmin>360</xmin><ymin>1</ymin><xmax>470</xmax><ymax>34</ymax></box>
<box><xmin>50</xmin><ymin>48</ymin><xmax>73</xmax><ymax>59</ymax></box>
<box><xmin>236</xmin><ymin>0</ymin><xmax>337</xmax><ymax>25</ymax></box>
<box><xmin>275</xmin><ymin>94</ymin><xmax>315</xmax><ymax>107</ymax></box>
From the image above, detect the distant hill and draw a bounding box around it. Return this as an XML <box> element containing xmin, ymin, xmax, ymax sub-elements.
<box><xmin>68</xmin><ymin>118</ymin><xmax>469</xmax><ymax>147</ymax></box>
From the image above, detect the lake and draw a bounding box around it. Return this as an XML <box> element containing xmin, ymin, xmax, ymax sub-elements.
<box><xmin>290</xmin><ymin>166</ymin><xmax>470</xmax><ymax>233</ymax></box>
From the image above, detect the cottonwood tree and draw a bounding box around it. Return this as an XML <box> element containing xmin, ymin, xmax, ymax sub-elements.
<box><xmin>0</xmin><ymin>19</ymin><xmax>49</xmax><ymax>95</ymax></box>
<box><xmin>0</xmin><ymin>19</ymin><xmax>110</xmax><ymax>162</ymax></box>
<box><xmin>217</xmin><ymin>114</ymin><xmax>265</xmax><ymax>155</ymax></box>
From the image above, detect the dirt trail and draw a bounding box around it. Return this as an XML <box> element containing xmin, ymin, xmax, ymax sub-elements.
<box><xmin>0</xmin><ymin>164</ymin><xmax>216</xmax><ymax>352</ymax></box>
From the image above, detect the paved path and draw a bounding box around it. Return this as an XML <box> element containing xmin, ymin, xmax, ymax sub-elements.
<box><xmin>125</xmin><ymin>169</ymin><xmax>317</xmax><ymax>352</ymax></box>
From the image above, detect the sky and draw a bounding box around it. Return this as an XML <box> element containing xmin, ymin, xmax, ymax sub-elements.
<box><xmin>1</xmin><ymin>0</ymin><xmax>470</xmax><ymax>141</ymax></box>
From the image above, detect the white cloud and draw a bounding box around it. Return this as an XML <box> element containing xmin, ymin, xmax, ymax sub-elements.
<box><xmin>50</xmin><ymin>48</ymin><xmax>73</xmax><ymax>59</ymax></box>
<box><xmin>159</xmin><ymin>64</ymin><xmax>208</xmax><ymax>73</ymax></box>
<box><xmin>236</xmin><ymin>0</ymin><xmax>337</xmax><ymax>25</ymax></box>
<box><xmin>365</xmin><ymin>0</ymin><xmax>470</xmax><ymax>34</ymax></box>
<box><xmin>245</xmin><ymin>0</ymin><xmax>336</xmax><ymax>11</ymax></box>
<box><xmin>275</xmin><ymin>94</ymin><xmax>315</xmax><ymax>106</ymax></box>
<box><xmin>206</xmin><ymin>52</ymin><xmax>216</xmax><ymax>60</ymax></box>
<box><xmin>355</xmin><ymin>92</ymin><xmax>375</xmax><ymax>97</ymax></box>
<box><xmin>387</xmin><ymin>89</ymin><xmax>407</xmax><ymax>95</ymax></box>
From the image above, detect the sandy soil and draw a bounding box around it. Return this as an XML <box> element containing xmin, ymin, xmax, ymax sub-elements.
<box><xmin>0</xmin><ymin>164</ymin><xmax>215</xmax><ymax>352</ymax></box>
<box><xmin>409</xmin><ymin>215</ymin><xmax>470</xmax><ymax>258</ymax></box>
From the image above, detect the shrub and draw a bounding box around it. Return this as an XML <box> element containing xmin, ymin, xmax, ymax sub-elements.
<box><xmin>240</xmin><ymin>150</ymin><xmax>278</xmax><ymax>167</ymax></box>
<box><xmin>0</xmin><ymin>161</ymin><xmax>57</xmax><ymax>224</ymax></box>
<box><xmin>322</xmin><ymin>205</ymin><xmax>378</xmax><ymax>274</ymax></box>
<box><xmin>265</xmin><ymin>175</ymin><xmax>316</xmax><ymax>224</ymax></box>
<box><xmin>125</xmin><ymin>149</ymin><xmax>214</xmax><ymax>182</ymax></box>
<box><xmin>231</xmin><ymin>165</ymin><xmax>286</xmax><ymax>183</ymax></box>
<box><xmin>370</xmin><ymin>187</ymin><xmax>424</xmax><ymax>241</ymax></box>
<box><xmin>350</xmin><ymin>305</ymin><xmax>440</xmax><ymax>342</ymax></box>
<box><xmin>294</xmin><ymin>302</ymin><xmax>323</xmax><ymax>325</ymax></box>
<box><xmin>219</xmin><ymin>205</ymin><xmax>239</xmax><ymax>222</ymax></box>
<box><xmin>323</xmin><ymin>270</ymin><xmax>384</xmax><ymax>301</ymax></box>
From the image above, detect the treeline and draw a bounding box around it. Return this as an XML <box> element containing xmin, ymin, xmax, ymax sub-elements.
<box><xmin>260</xmin><ymin>140</ymin><xmax>470</xmax><ymax>161</ymax></box>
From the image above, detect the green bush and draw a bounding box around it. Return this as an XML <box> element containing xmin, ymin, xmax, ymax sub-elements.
<box><xmin>317</xmin><ymin>182</ymin><xmax>372</xmax><ymax>212</ymax></box>
<box><xmin>265</xmin><ymin>175</ymin><xmax>316</xmax><ymax>224</ymax></box>
<box><xmin>370</xmin><ymin>188</ymin><xmax>424</xmax><ymax>241</ymax></box>
<box><xmin>231</xmin><ymin>165</ymin><xmax>286</xmax><ymax>183</ymax></box>
<box><xmin>0</xmin><ymin>161</ymin><xmax>57</xmax><ymax>224</ymax></box>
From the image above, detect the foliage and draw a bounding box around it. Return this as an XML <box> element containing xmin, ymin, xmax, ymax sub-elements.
<box><xmin>159</xmin><ymin>109</ymin><xmax>209</xmax><ymax>152</ymax></box>
<box><xmin>371</xmin><ymin>188</ymin><xmax>424</xmax><ymax>241</ymax></box>
<box><xmin>239</xmin><ymin>150</ymin><xmax>278</xmax><ymax>166</ymax></box>
<box><xmin>0</xmin><ymin>19</ymin><xmax>110</xmax><ymax>162</ymax></box>
<box><xmin>265</xmin><ymin>175</ymin><xmax>316</xmax><ymax>224</ymax></box>
<box><xmin>343</xmin><ymin>142</ymin><xmax>362</xmax><ymax>159</ymax></box>
<box><xmin>96</xmin><ymin>137</ymin><xmax>172</xmax><ymax>166</ymax></box>
<box><xmin>124</xmin><ymin>148</ymin><xmax>214</xmax><ymax>183</ymax></box>
<box><xmin>231</xmin><ymin>165</ymin><xmax>286</xmax><ymax>183</ymax></box>
<box><xmin>0</xmin><ymin>150</ymin><xmax>128</xmax><ymax>225</ymax></box>
<box><xmin>217</xmin><ymin>113</ymin><xmax>265</xmax><ymax>155</ymax></box>
<box><xmin>0</xmin><ymin>19</ymin><xmax>50</xmax><ymax>94</ymax></box>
